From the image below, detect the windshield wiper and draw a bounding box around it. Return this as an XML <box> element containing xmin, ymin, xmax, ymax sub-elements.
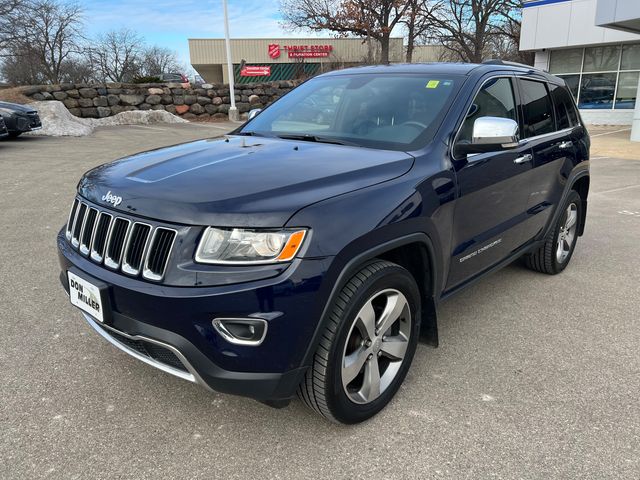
<box><xmin>235</xmin><ymin>131</ymin><xmax>276</xmax><ymax>138</ymax></box>
<box><xmin>276</xmin><ymin>134</ymin><xmax>361</xmax><ymax>147</ymax></box>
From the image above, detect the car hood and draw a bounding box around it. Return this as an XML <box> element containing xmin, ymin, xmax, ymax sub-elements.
<box><xmin>0</xmin><ymin>101</ymin><xmax>36</xmax><ymax>114</ymax></box>
<box><xmin>78</xmin><ymin>135</ymin><xmax>414</xmax><ymax>227</ymax></box>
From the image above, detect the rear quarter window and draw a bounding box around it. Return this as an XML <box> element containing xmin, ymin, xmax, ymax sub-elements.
<box><xmin>520</xmin><ymin>79</ymin><xmax>555</xmax><ymax>138</ymax></box>
<box><xmin>550</xmin><ymin>84</ymin><xmax>579</xmax><ymax>130</ymax></box>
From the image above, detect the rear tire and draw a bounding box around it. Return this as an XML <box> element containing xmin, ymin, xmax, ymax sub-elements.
<box><xmin>298</xmin><ymin>260</ymin><xmax>420</xmax><ymax>424</ymax></box>
<box><xmin>524</xmin><ymin>190</ymin><xmax>582</xmax><ymax>275</ymax></box>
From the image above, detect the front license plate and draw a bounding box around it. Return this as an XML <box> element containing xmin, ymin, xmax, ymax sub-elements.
<box><xmin>68</xmin><ymin>271</ymin><xmax>104</xmax><ymax>322</ymax></box>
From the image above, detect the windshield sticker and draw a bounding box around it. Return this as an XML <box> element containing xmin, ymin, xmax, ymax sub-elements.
<box><xmin>426</xmin><ymin>80</ymin><xmax>440</xmax><ymax>89</ymax></box>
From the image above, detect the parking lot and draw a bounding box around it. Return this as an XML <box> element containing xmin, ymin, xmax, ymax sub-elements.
<box><xmin>1</xmin><ymin>124</ymin><xmax>638</xmax><ymax>479</ymax></box>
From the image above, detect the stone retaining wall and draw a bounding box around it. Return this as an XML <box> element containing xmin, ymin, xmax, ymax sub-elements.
<box><xmin>20</xmin><ymin>80</ymin><xmax>303</xmax><ymax>120</ymax></box>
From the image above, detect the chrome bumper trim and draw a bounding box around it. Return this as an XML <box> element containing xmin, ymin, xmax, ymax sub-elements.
<box><xmin>80</xmin><ymin>312</ymin><xmax>211</xmax><ymax>390</ymax></box>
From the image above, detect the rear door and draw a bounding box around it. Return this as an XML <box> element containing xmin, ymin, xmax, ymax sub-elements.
<box><xmin>516</xmin><ymin>79</ymin><xmax>579</xmax><ymax>242</ymax></box>
<box><xmin>446</xmin><ymin>76</ymin><xmax>534</xmax><ymax>290</ymax></box>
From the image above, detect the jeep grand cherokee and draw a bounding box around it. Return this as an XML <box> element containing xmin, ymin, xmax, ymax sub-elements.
<box><xmin>58</xmin><ymin>62</ymin><xmax>590</xmax><ymax>424</ymax></box>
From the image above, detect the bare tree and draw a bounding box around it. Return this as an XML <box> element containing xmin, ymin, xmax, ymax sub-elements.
<box><xmin>140</xmin><ymin>46</ymin><xmax>182</xmax><ymax>77</ymax></box>
<box><xmin>280</xmin><ymin>0</ymin><xmax>412</xmax><ymax>64</ymax></box>
<box><xmin>403</xmin><ymin>0</ymin><xmax>442</xmax><ymax>63</ymax></box>
<box><xmin>90</xmin><ymin>28</ymin><xmax>143</xmax><ymax>82</ymax></box>
<box><xmin>9</xmin><ymin>0</ymin><xmax>84</xmax><ymax>83</ymax></box>
<box><xmin>424</xmin><ymin>0</ymin><xmax>521</xmax><ymax>63</ymax></box>
<box><xmin>0</xmin><ymin>1</ymin><xmax>26</xmax><ymax>55</ymax></box>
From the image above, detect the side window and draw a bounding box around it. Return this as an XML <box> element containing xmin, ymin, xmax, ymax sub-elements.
<box><xmin>520</xmin><ymin>79</ymin><xmax>555</xmax><ymax>138</ymax></box>
<box><xmin>458</xmin><ymin>77</ymin><xmax>517</xmax><ymax>144</ymax></box>
<box><xmin>550</xmin><ymin>84</ymin><xmax>579</xmax><ymax>130</ymax></box>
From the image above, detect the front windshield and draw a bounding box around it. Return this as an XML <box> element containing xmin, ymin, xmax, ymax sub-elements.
<box><xmin>240</xmin><ymin>73</ymin><xmax>463</xmax><ymax>151</ymax></box>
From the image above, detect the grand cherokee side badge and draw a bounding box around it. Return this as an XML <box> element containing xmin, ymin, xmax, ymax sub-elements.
<box><xmin>102</xmin><ymin>191</ymin><xmax>123</xmax><ymax>207</ymax></box>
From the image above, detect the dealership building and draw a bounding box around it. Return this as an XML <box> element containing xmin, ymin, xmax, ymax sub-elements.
<box><xmin>188</xmin><ymin>37</ymin><xmax>441</xmax><ymax>84</ymax></box>
<box><xmin>521</xmin><ymin>0</ymin><xmax>640</xmax><ymax>126</ymax></box>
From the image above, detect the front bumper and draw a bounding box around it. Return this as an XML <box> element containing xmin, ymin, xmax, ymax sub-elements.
<box><xmin>58</xmin><ymin>230</ymin><xmax>333</xmax><ymax>402</ymax></box>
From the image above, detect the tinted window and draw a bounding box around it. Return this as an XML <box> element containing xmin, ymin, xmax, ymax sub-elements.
<box><xmin>242</xmin><ymin>74</ymin><xmax>462</xmax><ymax>151</ymax></box>
<box><xmin>550</xmin><ymin>85</ymin><xmax>578</xmax><ymax>130</ymax></box>
<box><xmin>520</xmin><ymin>79</ymin><xmax>555</xmax><ymax>138</ymax></box>
<box><xmin>457</xmin><ymin>77</ymin><xmax>517</xmax><ymax>144</ymax></box>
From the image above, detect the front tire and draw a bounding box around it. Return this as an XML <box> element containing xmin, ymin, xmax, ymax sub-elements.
<box><xmin>524</xmin><ymin>190</ymin><xmax>582</xmax><ymax>274</ymax></box>
<box><xmin>298</xmin><ymin>260</ymin><xmax>421</xmax><ymax>424</ymax></box>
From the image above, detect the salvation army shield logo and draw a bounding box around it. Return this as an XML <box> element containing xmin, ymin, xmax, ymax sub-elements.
<box><xmin>268</xmin><ymin>44</ymin><xmax>281</xmax><ymax>59</ymax></box>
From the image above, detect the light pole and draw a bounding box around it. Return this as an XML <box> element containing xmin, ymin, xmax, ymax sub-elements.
<box><xmin>222</xmin><ymin>0</ymin><xmax>239</xmax><ymax>121</ymax></box>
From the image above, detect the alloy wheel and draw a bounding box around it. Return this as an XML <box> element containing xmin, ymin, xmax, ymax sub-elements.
<box><xmin>557</xmin><ymin>203</ymin><xmax>578</xmax><ymax>264</ymax></box>
<box><xmin>341</xmin><ymin>289</ymin><xmax>412</xmax><ymax>405</ymax></box>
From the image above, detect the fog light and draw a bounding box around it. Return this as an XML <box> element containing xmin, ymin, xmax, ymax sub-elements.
<box><xmin>212</xmin><ymin>318</ymin><xmax>268</xmax><ymax>346</ymax></box>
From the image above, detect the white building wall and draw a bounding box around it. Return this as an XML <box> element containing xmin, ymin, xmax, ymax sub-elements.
<box><xmin>521</xmin><ymin>0</ymin><xmax>640</xmax><ymax>51</ymax></box>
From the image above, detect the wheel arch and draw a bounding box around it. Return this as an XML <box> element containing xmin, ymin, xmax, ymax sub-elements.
<box><xmin>572</xmin><ymin>174</ymin><xmax>590</xmax><ymax>236</ymax></box>
<box><xmin>300</xmin><ymin>233</ymin><xmax>440</xmax><ymax>372</ymax></box>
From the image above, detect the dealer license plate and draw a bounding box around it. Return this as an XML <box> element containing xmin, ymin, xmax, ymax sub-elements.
<box><xmin>68</xmin><ymin>271</ymin><xmax>104</xmax><ymax>322</ymax></box>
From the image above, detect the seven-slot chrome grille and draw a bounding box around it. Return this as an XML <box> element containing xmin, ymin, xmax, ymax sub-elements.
<box><xmin>65</xmin><ymin>198</ymin><xmax>176</xmax><ymax>281</ymax></box>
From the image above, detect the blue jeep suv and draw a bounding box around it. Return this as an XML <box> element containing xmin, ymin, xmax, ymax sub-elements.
<box><xmin>58</xmin><ymin>62</ymin><xmax>590</xmax><ymax>424</ymax></box>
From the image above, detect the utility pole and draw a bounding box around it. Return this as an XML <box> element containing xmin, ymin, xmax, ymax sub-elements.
<box><xmin>222</xmin><ymin>0</ymin><xmax>239</xmax><ymax>121</ymax></box>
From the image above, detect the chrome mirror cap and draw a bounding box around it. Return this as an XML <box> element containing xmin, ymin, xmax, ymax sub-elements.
<box><xmin>472</xmin><ymin>117</ymin><xmax>519</xmax><ymax>146</ymax></box>
<box><xmin>248</xmin><ymin>108</ymin><xmax>263</xmax><ymax>120</ymax></box>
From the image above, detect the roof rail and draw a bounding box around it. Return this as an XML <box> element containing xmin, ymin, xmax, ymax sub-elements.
<box><xmin>482</xmin><ymin>59</ymin><xmax>544</xmax><ymax>71</ymax></box>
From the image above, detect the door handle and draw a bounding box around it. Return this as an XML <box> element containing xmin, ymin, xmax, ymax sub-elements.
<box><xmin>558</xmin><ymin>141</ymin><xmax>573</xmax><ymax>149</ymax></box>
<box><xmin>514</xmin><ymin>154</ymin><xmax>533</xmax><ymax>164</ymax></box>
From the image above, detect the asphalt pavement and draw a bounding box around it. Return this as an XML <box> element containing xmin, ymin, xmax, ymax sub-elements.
<box><xmin>0</xmin><ymin>123</ymin><xmax>638</xmax><ymax>479</ymax></box>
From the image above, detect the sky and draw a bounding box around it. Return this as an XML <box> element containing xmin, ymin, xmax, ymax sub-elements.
<box><xmin>80</xmin><ymin>0</ymin><xmax>326</xmax><ymax>72</ymax></box>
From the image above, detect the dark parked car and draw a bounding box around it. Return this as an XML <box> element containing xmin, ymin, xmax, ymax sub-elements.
<box><xmin>58</xmin><ymin>62</ymin><xmax>590</xmax><ymax>424</ymax></box>
<box><xmin>157</xmin><ymin>72</ymin><xmax>189</xmax><ymax>83</ymax></box>
<box><xmin>0</xmin><ymin>116</ymin><xmax>8</xmax><ymax>139</ymax></box>
<box><xmin>0</xmin><ymin>101</ymin><xmax>42</xmax><ymax>138</ymax></box>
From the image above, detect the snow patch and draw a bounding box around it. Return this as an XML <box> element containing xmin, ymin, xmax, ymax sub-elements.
<box><xmin>26</xmin><ymin>101</ymin><xmax>187</xmax><ymax>137</ymax></box>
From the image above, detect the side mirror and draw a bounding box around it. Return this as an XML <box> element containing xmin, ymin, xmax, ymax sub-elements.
<box><xmin>456</xmin><ymin>117</ymin><xmax>519</xmax><ymax>155</ymax></box>
<box><xmin>248</xmin><ymin>108</ymin><xmax>262</xmax><ymax>120</ymax></box>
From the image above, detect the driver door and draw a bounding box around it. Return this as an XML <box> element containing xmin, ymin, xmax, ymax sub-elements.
<box><xmin>446</xmin><ymin>76</ymin><xmax>533</xmax><ymax>290</ymax></box>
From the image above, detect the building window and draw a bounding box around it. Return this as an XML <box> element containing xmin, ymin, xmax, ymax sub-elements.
<box><xmin>616</xmin><ymin>72</ymin><xmax>640</xmax><ymax>109</ymax></box>
<box><xmin>549</xmin><ymin>43</ymin><xmax>640</xmax><ymax>110</ymax></box>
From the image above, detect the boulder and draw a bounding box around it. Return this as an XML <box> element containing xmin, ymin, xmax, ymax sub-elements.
<box><xmin>161</xmin><ymin>95</ymin><xmax>173</xmax><ymax>104</ymax></box>
<box><xmin>197</xmin><ymin>96</ymin><xmax>212</xmax><ymax>105</ymax></box>
<box><xmin>249</xmin><ymin>94</ymin><xmax>261</xmax><ymax>105</ymax></box>
<box><xmin>148</xmin><ymin>87</ymin><xmax>164</xmax><ymax>95</ymax></box>
<box><xmin>96</xmin><ymin>107</ymin><xmax>111</xmax><ymax>118</ymax></box>
<box><xmin>53</xmin><ymin>91</ymin><xmax>68</xmax><ymax>101</ymax></box>
<box><xmin>175</xmin><ymin>105</ymin><xmax>190</xmax><ymax>115</ymax></box>
<box><xmin>189</xmin><ymin>103</ymin><xmax>205</xmax><ymax>114</ymax></box>
<box><xmin>80</xmin><ymin>107</ymin><xmax>98</xmax><ymax>117</ymax></box>
<box><xmin>120</xmin><ymin>94</ymin><xmax>145</xmax><ymax>106</ymax></box>
<box><xmin>107</xmin><ymin>94</ymin><xmax>120</xmax><ymax>106</ymax></box>
<box><xmin>184</xmin><ymin>95</ymin><xmax>197</xmax><ymax>105</ymax></box>
<box><xmin>173</xmin><ymin>96</ymin><xmax>185</xmax><ymax>105</ymax></box>
<box><xmin>79</xmin><ymin>88</ymin><xmax>98</xmax><ymax>98</ymax></box>
<box><xmin>212</xmin><ymin>96</ymin><xmax>223</xmax><ymax>105</ymax></box>
<box><xmin>204</xmin><ymin>104</ymin><xmax>217</xmax><ymax>114</ymax></box>
<box><xmin>63</xmin><ymin>98</ymin><xmax>79</xmax><ymax>109</ymax></box>
<box><xmin>201</xmin><ymin>83</ymin><xmax>214</xmax><ymax>89</ymax></box>
<box><xmin>93</xmin><ymin>96</ymin><xmax>109</xmax><ymax>107</ymax></box>
<box><xmin>31</xmin><ymin>93</ymin><xmax>45</xmax><ymax>101</ymax></box>
<box><xmin>139</xmin><ymin>103</ymin><xmax>152</xmax><ymax>110</ymax></box>
<box><xmin>146</xmin><ymin>94</ymin><xmax>162</xmax><ymax>105</ymax></box>
<box><xmin>151</xmin><ymin>105</ymin><xmax>166</xmax><ymax>111</ymax></box>
<box><xmin>78</xmin><ymin>98</ymin><xmax>94</xmax><ymax>108</ymax></box>
<box><xmin>165</xmin><ymin>105</ymin><xmax>177</xmax><ymax>114</ymax></box>
<box><xmin>182</xmin><ymin>112</ymin><xmax>197</xmax><ymax>120</ymax></box>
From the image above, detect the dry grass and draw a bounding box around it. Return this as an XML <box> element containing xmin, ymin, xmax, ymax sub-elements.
<box><xmin>0</xmin><ymin>88</ymin><xmax>33</xmax><ymax>105</ymax></box>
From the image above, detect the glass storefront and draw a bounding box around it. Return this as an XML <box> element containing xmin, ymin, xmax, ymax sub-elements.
<box><xmin>549</xmin><ymin>44</ymin><xmax>640</xmax><ymax>110</ymax></box>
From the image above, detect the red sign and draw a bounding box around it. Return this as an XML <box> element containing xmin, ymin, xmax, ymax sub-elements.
<box><xmin>287</xmin><ymin>44</ymin><xmax>333</xmax><ymax>58</ymax></box>
<box><xmin>268</xmin><ymin>44</ymin><xmax>281</xmax><ymax>59</ymax></box>
<box><xmin>241</xmin><ymin>65</ymin><xmax>271</xmax><ymax>77</ymax></box>
<box><xmin>266</xmin><ymin>44</ymin><xmax>333</xmax><ymax>59</ymax></box>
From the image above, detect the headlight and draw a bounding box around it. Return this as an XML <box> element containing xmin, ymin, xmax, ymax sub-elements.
<box><xmin>195</xmin><ymin>227</ymin><xmax>307</xmax><ymax>264</ymax></box>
